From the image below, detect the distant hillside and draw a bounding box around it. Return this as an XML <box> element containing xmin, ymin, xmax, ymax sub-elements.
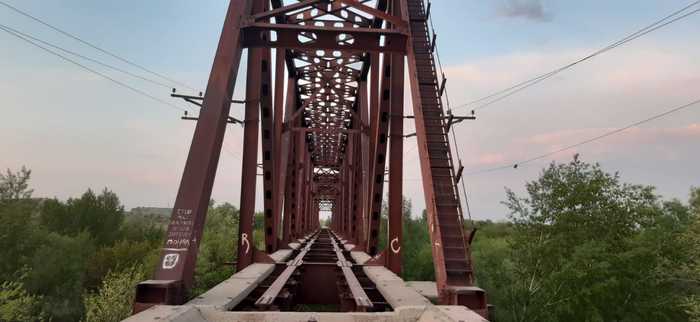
<box><xmin>128</xmin><ymin>207</ymin><xmax>172</xmax><ymax>225</ymax></box>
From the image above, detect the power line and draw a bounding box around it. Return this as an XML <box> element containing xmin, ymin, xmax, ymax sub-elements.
<box><xmin>464</xmin><ymin>98</ymin><xmax>700</xmax><ymax>176</ymax></box>
<box><xmin>453</xmin><ymin>1</ymin><xmax>700</xmax><ymax>113</ymax></box>
<box><xmin>0</xmin><ymin>0</ymin><xmax>198</xmax><ymax>92</ymax></box>
<box><xmin>0</xmin><ymin>23</ymin><xmax>174</xmax><ymax>90</ymax></box>
<box><xmin>0</xmin><ymin>4</ymin><xmax>249</xmax><ymax>165</ymax></box>
<box><xmin>0</xmin><ymin>23</ymin><xmax>189</xmax><ymax>113</ymax></box>
<box><xmin>0</xmin><ymin>24</ymin><xmax>246</xmax><ymax>160</ymax></box>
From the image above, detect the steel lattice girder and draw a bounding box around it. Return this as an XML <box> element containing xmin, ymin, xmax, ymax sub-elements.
<box><xmin>133</xmin><ymin>0</ymin><xmax>488</xmax><ymax>318</ymax></box>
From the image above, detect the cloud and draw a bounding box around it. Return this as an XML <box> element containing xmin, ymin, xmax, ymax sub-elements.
<box><xmin>478</xmin><ymin>124</ymin><xmax>700</xmax><ymax>165</ymax></box>
<box><xmin>498</xmin><ymin>0</ymin><xmax>552</xmax><ymax>22</ymax></box>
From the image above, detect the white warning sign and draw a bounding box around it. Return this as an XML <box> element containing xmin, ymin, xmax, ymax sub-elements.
<box><xmin>162</xmin><ymin>253</ymin><xmax>179</xmax><ymax>269</ymax></box>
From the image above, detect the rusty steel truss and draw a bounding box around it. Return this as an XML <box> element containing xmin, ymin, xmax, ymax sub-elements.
<box><xmin>133</xmin><ymin>0</ymin><xmax>488</xmax><ymax>318</ymax></box>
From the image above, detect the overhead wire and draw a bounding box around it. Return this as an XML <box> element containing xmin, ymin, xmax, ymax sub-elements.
<box><xmin>1</xmin><ymin>23</ymin><xmax>245</xmax><ymax>161</ymax></box>
<box><xmin>0</xmin><ymin>4</ymin><xmax>248</xmax><ymax>166</ymax></box>
<box><xmin>426</xmin><ymin>3</ymin><xmax>473</xmax><ymax>223</ymax></box>
<box><xmin>0</xmin><ymin>23</ymin><xmax>174</xmax><ymax>90</ymax></box>
<box><xmin>0</xmin><ymin>0</ymin><xmax>199</xmax><ymax>92</ymax></box>
<box><xmin>463</xmin><ymin>98</ymin><xmax>700</xmax><ymax>176</ymax></box>
<box><xmin>452</xmin><ymin>1</ymin><xmax>700</xmax><ymax>113</ymax></box>
<box><xmin>0</xmin><ymin>23</ymin><xmax>190</xmax><ymax>113</ymax></box>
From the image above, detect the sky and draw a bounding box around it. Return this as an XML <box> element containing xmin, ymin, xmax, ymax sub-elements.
<box><xmin>0</xmin><ymin>0</ymin><xmax>698</xmax><ymax>221</ymax></box>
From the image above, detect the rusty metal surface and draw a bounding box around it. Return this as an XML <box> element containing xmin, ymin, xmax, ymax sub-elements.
<box><xmin>135</xmin><ymin>0</ymin><xmax>488</xmax><ymax>319</ymax></box>
<box><xmin>255</xmin><ymin>232</ymin><xmax>318</xmax><ymax>308</ymax></box>
<box><xmin>133</xmin><ymin>0</ymin><xmax>253</xmax><ymax>312</ymax></box>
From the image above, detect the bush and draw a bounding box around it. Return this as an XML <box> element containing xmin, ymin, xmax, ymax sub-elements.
<box><xmin>83</xmin><ymin>265</ymin><xmax>145</xmax><ymax>322</ymax></box>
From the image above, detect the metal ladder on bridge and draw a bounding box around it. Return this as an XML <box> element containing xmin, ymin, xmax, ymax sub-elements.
<box><xmin>406</xmin><ymin>1</ymin><xmax>489</xmax><ymax>317</ymax></box>
<box><xmin>407</xmin><ymin>0</ymin><xmax>474</xmax><ymax>287</ymax></box>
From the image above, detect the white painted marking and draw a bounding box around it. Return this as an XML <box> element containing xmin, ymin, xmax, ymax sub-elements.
<box><xmin>390</xmin><ymin>237</ymin><xmax>401</xmax><ymax>254</ymax></box>
<box><xmin>162</xmin><ymin>253</ymin><xmax>179</xmax><ymax>269</ymax></box>
<box><xmin>162</xmin><ymin>248</ymin><xmax>187</xmax><ymax>252</ymax></box>
<box><xmin>241</xmin><ymin>233</ymin><xmax>250</xmax><ymax>254</ymax></box>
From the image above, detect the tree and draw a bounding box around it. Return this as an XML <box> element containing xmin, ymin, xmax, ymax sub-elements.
<box><xmin>0</xmin><ymin>166</ymin><xmax>33</xmax><ymax>201</ymax></box>
<box><xmin>40</xmin><ymin>188</ymin><xmax>125</xmax><ymax>246</ymax></box>
<box><xmin>85</xmin><ymin>239</ymin><xmax>160</xmax><ymax>291</ymax></box>
<box><xmin>0</xmin><ymin>276</ymin><xmax>44</xmax><ymax>321</ymax></box>
<box><xmin>500</xmin><ymin>155</ymin><xmax>690</xmax><ymax>322</ymax></box>
<box><xmin>0</xmin><ymin>199</ymin><xmax>43</xmax><ymax>281</ymax></box>
<box><xmin>26</xmin><ymin>232</ymin><xmax>94</xmax><ymax>321</ymax></box>
<box><xmin>691</xmin><ymin>187</ymin><xmax>700</xmax><ymax>215</ymax></box>
<box><xmin>192</xmin><ymin>202</ymin><xmax>239</xmax><ymax>296</ymax></box>
<box><xmin>83</xmin><ymin>265</ymin><xmax>145</xmax><ymax>322</ymax></box>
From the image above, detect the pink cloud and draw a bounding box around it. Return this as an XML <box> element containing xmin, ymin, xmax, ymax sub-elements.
<box><xmin>476</xmin><ymin>153</ymin><xmax>507</xmax><ymax>165</ymax></box>
<box><xmin>459</xmin><ymin>123</ymin><xmax>700</xmax><ymax>169</ymax></box>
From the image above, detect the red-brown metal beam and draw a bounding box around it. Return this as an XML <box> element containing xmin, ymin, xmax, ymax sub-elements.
<box><xmin>283</xmin><ymin>134</ymin><xmax>297</xmax><ymax>243</ymax></box>
<box><xmin>356</xmin><ymin>79</ymin><xmax>370</xmax><ymax>246</ymax></box>
<box><xmin>366</xmin><ymin>53</ymin><xmax>393</xmax><ymax>256</ymax></box>
<box><xmin>258</xmin><ymin>6</ymin><xmax>277</xmax><ymax>252</ymax></box>
<box><xmin>279</xmin><ymin>75</ymin><xmax>297</xmax><ymax>245</ymax></box>
<box><xmin>237</xmin><ymin>38</ymin><xmax>264</xmax><ymax>272</ymax></box>
<box><xmin>386</xmin><ymin>0</ymin><xmax>405</xmax><ymax>276</ymax></box>
<box><xmin>241</xmin><ymin>23</ymin><xmax>407</xmax><ymax>53</ymax></box>
<box><xmin>272</xmin><ymin>48</ymin><xmax>286</xmax><ymax>248</ymax></box>
<box><xmin>134</xmin><ymin>0</ymin><xmax>252</xmax><ymax>312</ymax></box>
<box><xmin>403</xmin><ymin>0</ymin><xmax>449</xmax><ymax>295</ymax></box>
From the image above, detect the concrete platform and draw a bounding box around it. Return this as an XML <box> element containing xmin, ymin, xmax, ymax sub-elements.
<box><xmin>125</xmin><ymin>242</ymin><xmax>487</xmax><ymax>322</ymax></box>
<box><xmin>125</xmin><ymin>305</ymin><xmax>485</xmax><ymax>322</ymax></box>
<box><xmin>406</xmin><ymin>281</ymin><xmax>440</xmax><ymax>303</ymax></box>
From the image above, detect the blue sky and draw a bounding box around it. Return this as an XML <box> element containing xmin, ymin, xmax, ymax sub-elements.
<box><xmin>1</xmin><ymin>0</ymin><xmax>698</xmax><ymax>220</ymax></box>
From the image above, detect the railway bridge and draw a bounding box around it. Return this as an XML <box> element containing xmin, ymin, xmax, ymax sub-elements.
<box><xmin>128</xmin><ymin>1</ymin><xmax>489</xmax><ymax>321</ymax></box>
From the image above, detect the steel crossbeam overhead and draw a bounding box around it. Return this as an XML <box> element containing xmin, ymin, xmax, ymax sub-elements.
<box><xmin>132</xmin><ymin>0</ymin><xmax>489</xmax><ymax>320</ymax></box>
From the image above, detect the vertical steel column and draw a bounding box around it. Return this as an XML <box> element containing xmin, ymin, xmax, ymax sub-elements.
<box><xmin>303</xmin><ymin>157</ymin><xmax>313</xmax><ymax>233</ymax></box>
<box><xmin>338</xmin><ymin>165</ymin><xmax>347</xmax><ymax>237</ymax></box>
<box><xmin>258</xmin><ymin>6</ymin><xmax>276</xmax><ymax>252</ymax></box>
<box><xmin>134</xmin><ymin>0</ymin><xmax>252</xmax><ymax>311</ymax></box>
<box><xmin>235</xmin><ymin>0</ymin><xmax>274</xmax><ymax>273</ymax></box>
<box><xmin>386</xmin><ymin>11</ymin><xmax>405</xmax><ymax>274</ymax></box>
<box><xmin>356</xmin><ymin>80</ymin><xmax>370</xmax><ymax>246</ymax></box>
<box><xmin>365</xmin><ymin>53</ymin><xmax>381</xmax><ymax>249</ymax></box>
<box><xmin>285</xmin><ymin>137</ymin><xmax>298</xmax><ymax>241</ymax></box>
<box><xmin>293</xmin><ymin>133</ymin><xmax>306</xmax><ymax>238</ymax></box>
<box><xmin>236</xmin><ymin>47</ymin><xmax>263</xmax><ymax>272</ymax></box>
<box><xmin>366</xmin><ymin>53</ymin><xmax>392</xmax><ymax>256</ymax></box>
<box><xmin>386</xmin><ymin>0</ymin><xmax>405</xmax><ymax>276</ymax></box>
<box><xmin>272</xmin><ymin>49</ymin><xmax>286</xmax><ymax>248</ymax></box>
<box><xmin>353</xmin><ymin>80</ymin><xmax>370</xmax><ymax>249</ymax></box>
<box><xmin>351</xmin><ymin>140</ymin><xmax>363</xmax><ymax>243</ymax></box>
<box><xmin>281</xmin><ymin>77</ymin><xmax>297</xmax><ymax>244</ymax></box>
<box><xmin>345</xmin><ymin>134</ymin><xmax>356</xmax><ymax>239</ymax></box>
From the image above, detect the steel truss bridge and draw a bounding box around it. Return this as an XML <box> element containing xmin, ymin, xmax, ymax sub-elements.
<box><xmin>128</xmin><ymin>1</ymin><xmax>489</xmax><ymax>321</ymax></box>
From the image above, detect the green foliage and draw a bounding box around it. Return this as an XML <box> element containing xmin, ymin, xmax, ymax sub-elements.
<box><xmin>253</xmin><ymin>211</ymin><xmax>265</xmax><ymax>250</ymax></box>
<box><xmin>0</xmin><ymin>274</ymin><xmax>44</xmax><ymax>322</ymax></box>
<box><xmin>676</xmin><ymin>214</ymin><xmax>700</xmax><ymax>320</ymax></box>
<box><xmin>0</xmin><ymin>166</ymin><xmax>33</xmax><ymax>200</ymax></box>
<box><xmin>85</xmin><ymin>239</ymin><xmax>160</xmax><ymax>291</ymax></box>
<box><xmin>83</xmin><ymin>265</ymin><xmax>145</xmax><ymax>322</ymax></box>
<box><xmin>191</xmin><ymin>202</ymin><xmax>239</xmax><ymax>297</ymax></box>
<box><xmin>691</xmin><ymin>187</ymin><xmax>700</xmax><ymax>215</ymax></box>
<box><xmin>26</xmin><ymin>232</ymin><xmax>94</xmax><ymax>321</ymax></box>
<box><xmin>489</xmin><ymin>155</ymin><xmax>695</xmax><ymax>322</ymax></box>
<box><xmin>40</xmin><ymin>189</ymin><xmax>125</xmax><ymax>246</ymax></box>
<box><xmin>2</xmin><ymin>161</ymin><xmax>699</xmax><ymax>321</ymax></box>
<box><xmin>402</xmin><ymin>205</ymin><xmax>435</xmax><ymax>281</ymax></box>
<box><xmin>0</xmin><ymin>167</ymin><xmax>164</xmax><ymax>321</ymax></box>
<box><xmin>0</xmin><ymin>199</ymin><xmax>43</xmax><ymax>282</ymax></box>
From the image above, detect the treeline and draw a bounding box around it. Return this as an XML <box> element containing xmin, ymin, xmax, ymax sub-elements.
<box><xmin>0</xmin><ymin>168</ymin><xmax>240</xmax><ymax>321</ymax></box>
<box><xmin>471</xmin><ymin>156</ymin><xmax>700</xmax><ymax>322</ymax></box>
<box><xmin>1</xmin><ymin>155</ymin><xmax>699</xmax><ymax>321</ymax></box>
